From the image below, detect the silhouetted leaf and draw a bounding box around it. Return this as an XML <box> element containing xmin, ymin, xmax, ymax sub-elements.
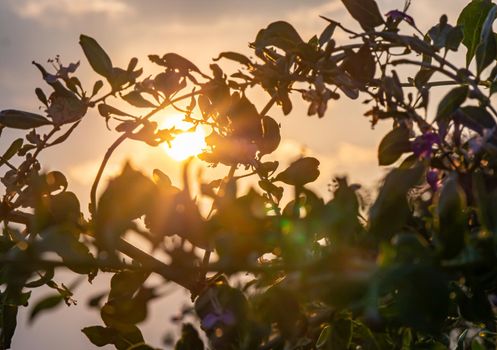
<box><xmin>214</xmin><ymin>52</ymin><xmax>252</xmax><ymax>67</ymax></box>
<box><xmin>0</xmin><ymin>109</ymin><xmax>51</xmax><ymax>129</ymax></box>
<box><xmin>29</xmin><ymin>294</ymin><xmax>63</xmax><ymax>323</ymax></box>
<box><xmin>122</xmin><ymin>91</ymin><xmax>156</xmax><ymax>108</ymax></box>
<box><xmin>0</xmin><ymin>138</ymin><xmax>23</xmax><ymax>166</ymax></box>
<box><xmin>91</xmin><ymin>80</ymin><xmax>104</xmax><ymax>97</ymax></box>
<box><xmin>455</xmin><ymin>106</ymin><xmax>496</xmax><ymax>134</ymax></box>
<box><xmin>47</xmin><ymin>94</ymin><xmax>87</xmax><ymax>126</ymax></box>
<box><xmin>341</xmin><ymin>0</ymin><xmax>384</xmax><ymax>30</ymax></box>
<box><xmin>319</xmin><ymin>22</ymin><xmax>337</xmax><ymax>47</ymax></box>
<box><xmin>175</xmin><ymin>323</ymin><xmax>204</xmax><ymax>350</ymax></box>
<box><xmin>98</xmin><ymin>103</ymin><xmax>134</xmax><ymax>118</ymax></box>
<box><xmin>436</xmin><ymin>173</ymin><xmax>466</xmax><ymax>258</ymax></box>
<box><xmin>369</xmin><ymin>164</ymin><xmax>424</xmax><ymax>239</ymax></box>
<box><xmin>254</xmin><ymin>21</ymin><xmax>303</xmax><ymax>52</ymax></box>
<box><xmin>275</xmin><ymin>157</ymin><xmax>320</xmax><ymax>186</ymax></box>
<box><xmin>446</xmin><ymin>26</ymin><xmax>464</xmax><ymax>51</ymax></box>
<box><xmin>79</xmin><ymin>34</ymin><xmax>113</xmax><ymax>78</ymax></box>
<box><xmin>82</xmin><ymin>325</ymin><xmax>145</xmax><ymax>349</ymax></box>
<box><xmin>258</xmin><ymin>116</ymin><xmax>281</xmax><ymax>155</ymax></box>
<box><xmin>436</xmin><ymin>85</ymin><xmax>468</xmax><ymax>121</ymax></box>
<box><xmin>428</xmin><ymin>15</ymin><xmax>454</xmax><ymax>50</ymax></box>
<box><xmin>95</xmin><ymin>163</ymin><xmax>155</xmax><ymax>252</ymax></box>
<box><xmin>378</xmin><ymin>126</ymin><xmax>411</xmax><ymax>166</ymax></box>
<box><xmin>475</xmin><ymin>4</ymin><xmax>497</xmax><ymax>75</ymax></box>
<box><xmin>458</xmin><ymin>0</ymin><xmax>495</xmax><ymax>65</ymax></box>
<box><xmin>35</xmin><ymin>88</ymin><xmax>48</xmax><ymax>106</ymax></box>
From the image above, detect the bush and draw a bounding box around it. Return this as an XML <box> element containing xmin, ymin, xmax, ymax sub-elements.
<box><xmin>1</xmin><ymin>0</ymin><xmax>497</xmax><ymax>349</ymax></box>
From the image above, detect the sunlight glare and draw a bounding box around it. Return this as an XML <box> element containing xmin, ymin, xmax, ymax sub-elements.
<box><xmin>161</xmin><ymin>115</ymin><xmax>207</xmax><ymax>161</ymax></box>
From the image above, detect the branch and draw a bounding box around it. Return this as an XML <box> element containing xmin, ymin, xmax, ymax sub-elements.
<box><xmin>89</xmin><ymin>89</ymin><xmax>203</xmax><ymax>216</ymax></box>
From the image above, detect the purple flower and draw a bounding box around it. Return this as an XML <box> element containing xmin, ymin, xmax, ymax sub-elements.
<box><xmin>385</xmin><ymin>10</ymin><xmax>416</xmax><ymax>27</ymax></box>
<box><xmin>201</xmin><ymin>311</ymin><xmax>236</xmax><ymax>330</ymax></box>
<box><xmin>412</xmin><ymin>132</ymin><xmax>440</xmax><ymax>159</ymax></box>
<box><xmin>426</xmin><ymin>169</ymin><xmax>440</xmax><ymax>192</ymax></box>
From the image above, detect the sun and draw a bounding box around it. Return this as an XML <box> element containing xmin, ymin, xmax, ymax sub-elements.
<box><xmin>161</xmin><ymin>115</ymin><xmax>207</xmax><ymax>161</ymax></box>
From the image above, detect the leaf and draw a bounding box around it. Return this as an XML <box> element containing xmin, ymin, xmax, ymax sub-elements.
<box><xmin>25</xmin><ymin>268</ymin><xmax>55</xmax><ymax>288</ymax></box>
<box><xmin>175</xmin><ymin>323</ymin><xmax>204</xmax><ymax>350</ymax></box>
<box><xmin>341</xmin><ymin>0</ymin><xmax>384</xmax><ymax>30</ymax></box>
<box><xmin>91</xmin><ymin>80</ymin><xmax>104</xmax><ymax>97</ymax></box>
<box><xmin>213</xmin><ymin>52</ymin><xmax>252</xmax><ymax>67</ymax></box>
<box><xmin>436</xmin><ymin>173</ymin><xmax>467</xmax><ymax>258</ymax></box>
<box><xmin>435</xmin><ymin>85</ymin><xmax>468</xmax><ymax>121</ymax></box>
<box><xmin>457</xmin><ymin>0</ymin><xmax>495</xmax><ymax>66</ymax></box>
<box><xmin>0</xmin><ymin>138</ymin><xmax>23</xmax><ymax>166</ymax></box>
<box><xmin>428</xmin><ymin>15</ymin><xmax>454</xmax><ymax>50</ymax></box>
<box><xmin>378</xmin><ymin>126</ymin><xmax>411</xmax><ymax>166</ymax></box>
<box><xmin>446</xmin><ymin>26</ymin><xmax>464</xmax><ymax>51</ymax></box>
<box><xmin>35</xmin><ymin>88</ymin><xmax>48</xmax><ymax>106</ymax></box>
<box><xmin>342</xmin><ymin>44</ymin><xmax>376</xmax><ymax>84</ymax></box>
<box><xmin>274</xmin><ymin>157</ymin><xmax>320</xmax><ymax>186</ymax></box>
<box><xmin>29</xmin><ymin>294</ymin><xmax>63</xmax><ymax>324</ymax></box>
<box><xmin>319</xmin><ymin>22</ymin><xmax>337</xmax><ymax>47</ymax></box>
<box><xmin>475</xmin><ymin>4</ymin><xmax>497</xmax><ymax>75</ymax></box>
<box><xmin>82</xmin><ymin>325</ymin><xmax>145</xmax><ymax>350</ymax></box>
<box><xmin>455</xmin><ymin>106</ymin><xmax>496</xmax><ymax>134</ymax></box>
<box><xmin>369</xmin><ymin>164</ymin><xmax>424</xmax><ymax>239</ymax></box>
<box><xmin>254</xmin><ymin>21</ymin><xmax>303</xmax><ymax>52</ymax></box>
<box><xmin>258</xmin><ymin>116</ymin><xmax>281</xmax><ymax>155</ymax></box>
<box><xmin>82</xmin><ymin>326</ymin><xmax>115</xmax><ymax>347</ymax></box>
<box><xmin>122</xmin><ymin>91</ymin><xmax>156</xmax><ymax>108</ymax></box>
<box><xmin>0</xmin><ymin>109</ymin><xmax>51</xmax><ymax>129</ymax></box>
<box><xmin>98</xmin><ymin>103</ymin><xmax>134</xmax><ymax>118</ymax></box>
<box><xmin>95</xmin><ymin>163</ymin><xmax>156</xmax><ymax>252</ymax></box>
<box><xmin>79</xmin><ymin>34</ymin><xmax>113</xmax><ymax>78</ymax></box>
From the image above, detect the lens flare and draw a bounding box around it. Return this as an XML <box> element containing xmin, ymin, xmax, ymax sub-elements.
<box><xmin>161</xmin><ymin>115</ymin><xmax>207</xmax><ymax>161</ymax></box>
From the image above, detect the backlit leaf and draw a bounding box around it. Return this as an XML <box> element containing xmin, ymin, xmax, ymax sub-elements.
<box><xmin>0</xmin><ymin>109</ymin><xmax>51</xmax><ymax>129</ymax></box>
<box><xmin>79</xmin><ymin>34</ymin><xmax>113</xmax><ymax>78</ymax></box>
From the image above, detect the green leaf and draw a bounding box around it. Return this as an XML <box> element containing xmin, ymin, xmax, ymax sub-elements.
<box><xmin>29</xmin><ymin>294</ymin><xmax>63</xmax><ymax>324</ymax></box>
<box><xmin>435</xmin><ymin>85</ymin><xmax>468</xmax><ymax>121</ymax></box>
<box><xmin>318</xmin><ymin>317</ymin><xmax>352</xmax><ymax>350</ymax></box>
<box><xmin>377</xmin><ymin>126</ymin><xmax>411</xmax><ymax>166</ymax></box>
<box><xmin>122</xmin><ymin>91</ymin><xmax>156</xmax><ymax>108</ymax></box>
<box><xmin>0</xmin><ymin>138</ymin><xmax>23</xmax><ymax>166</ymax></box>
<box><xmin>274</xmin><ymin>157</ymin><xmax>320</xmax><ymax>186</ymax></box>
<box><xmin>0</xmin><ymin>109</ymin><xmax>51</xmax><ymax>129</ymax></box>
<box><xmin>369</xmin><ymin>164</ymin><xmax>424</xmax><ymax>239</ymax></box>
<box><xmin>95</xmin><ymin>163</ymin><xmax>155</xmax><ymax>252</ymax></box>
<box><xmin>475</xmin><ymin>4</ymin><xmax>497</xmax><ymax>75</ymax></box>
<box><xmin>79</xmin><ymin>34</ymin><xmax>113</xmax><ymax>78</ymax></box>
<box><xmin>457</xmin><ymin>0</ymin><xmax>495</xmax><ymax>66</ymax></box>
<box><xmin>254</xmin><ymin>21</ymin><xmax>303</xmax><ymax>52</ymax></box>
<box><xmin>341</xmin><ymin>0</ymin><xmax>384</xmax><ymax>30</ymax></box>
<box><xmin>436</xmin><ymin>173</ymin><xmax>467</xmax><ymax>258</ymax></box>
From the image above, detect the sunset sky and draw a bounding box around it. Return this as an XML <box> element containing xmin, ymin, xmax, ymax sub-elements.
<box><xmin>0</xmin><ymin>0</ymin><xmax>470</xmax><ymax>348</ymax></box>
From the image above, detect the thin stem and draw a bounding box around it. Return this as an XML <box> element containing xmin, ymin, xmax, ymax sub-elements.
<box><xmin>89</xmin><ymin>89</ymin><xmax>203</xmax><ymax>216</ymax></box>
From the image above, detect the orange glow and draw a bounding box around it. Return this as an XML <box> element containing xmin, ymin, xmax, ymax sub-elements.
<box><xmin>161</xmin><ymin>115</ymin><xmax>207</xmax><ymax>161</ymax></box>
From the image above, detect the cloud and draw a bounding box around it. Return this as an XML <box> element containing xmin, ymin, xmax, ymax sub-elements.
<box><xmin>8</xmin><ymin>0</ymin><xmax>130</xmax><ymax>25</ymax></box>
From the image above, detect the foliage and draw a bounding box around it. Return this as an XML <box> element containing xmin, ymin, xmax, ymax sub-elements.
<box><xmin>2</xmin><ymin>0</ymin><xmax>497</xmax><ymax>349</ymax></box>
